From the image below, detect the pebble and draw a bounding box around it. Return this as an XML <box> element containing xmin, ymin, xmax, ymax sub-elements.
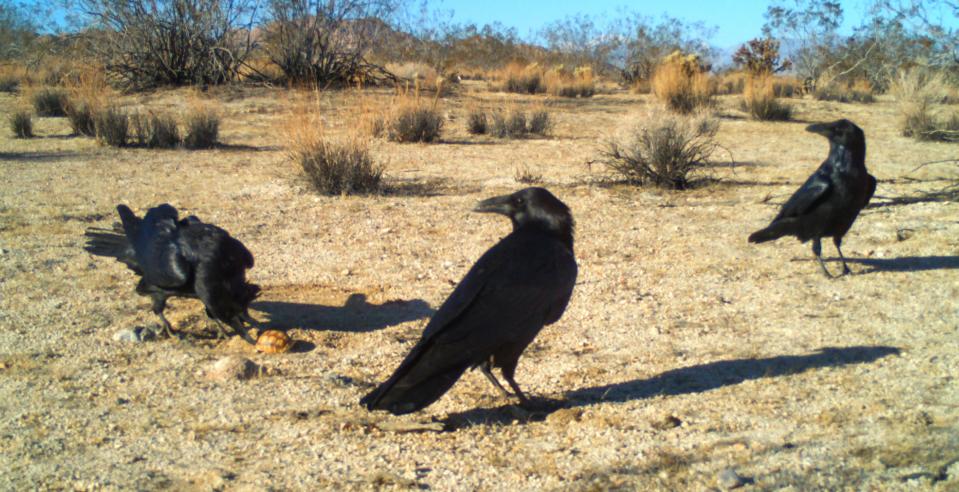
<box><xmin>205</xmin><ymin>356</ymin><xmax>261</xmax><ymax>381</ymax></box>
<box><xmin>718</xmin><ymin>468</ymin><xmax>747</xmax><ymax>489</ymax></box>
<box><xmin>112</xmin><ymin>326</ymin><xmax>158</xmax><ymax>343</ymax></box>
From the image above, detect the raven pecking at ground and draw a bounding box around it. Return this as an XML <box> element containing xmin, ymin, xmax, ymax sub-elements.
<box><xmin>361</xmin><ymin>187</ymin><xmax>578</xmax><ymax>415</ymax></box>
<box><xmin>749</xmin><ymin>119</ymin><xmax>876</xmax><ymax>277</ymax></box>
<box><xmin>84</xmin><ymin>204</ymin><xmax>259</xmax><ymax>343</ymax></box>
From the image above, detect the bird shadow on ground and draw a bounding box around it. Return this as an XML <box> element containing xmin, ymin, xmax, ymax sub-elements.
<box><xmin>252</xmin><ymin>293</ymin><xmax>433</xmax><ymax>333</ymax></box>
<box><xmin>0</xmin><ymin>151</ymin><xmax>84</xmax><ymax>163</ymax></box>
<box><xmin>841</xmin><ymin>256</ymin><xmax>959</xmax><ymax>273</ymax></box>
<box><xmin>443</xmin><ymin>346</ymin><xmax>900</xmax><ymax>430</ymax></box>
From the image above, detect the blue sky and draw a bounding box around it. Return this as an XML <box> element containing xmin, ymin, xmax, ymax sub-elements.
<box><xmin>435</xmin><ymin>0</ymin><xmax>873</xmax><ymax>48</ymax></box>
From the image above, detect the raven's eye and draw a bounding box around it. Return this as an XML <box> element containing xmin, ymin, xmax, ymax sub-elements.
<box><xmin>514</xmin><ymin>197</ymin><xmax>524</xmax><ymax>206</ymax></box>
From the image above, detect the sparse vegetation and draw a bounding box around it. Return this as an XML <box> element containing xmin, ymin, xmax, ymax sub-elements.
<box><xmin>9</xmin><ymin>109</ymin><xmax>32</xmax><ymax>138</ymax></box>
<box><xmin>184</xmin><ymin>107</ymin><xmax>220</xmax><ymax>149</ymax></box>
<box><xmin>501</xmin><ymin>63</ymin><xmax>546</xmax><ymax>94</ymax></box>
<box><xmin>601</xmin><ymin>110</ymin><xmax>720</xmax><ymax>189</ymax></box>
<box><xmin>892</xmin><ymin>69</ymin><xmax>959</xmax><ymax>142</ymax></box>
<box><xmin>651</xmin><ymin>53</ymin><xmax>714</xmax><ymax>114</ymax></box>
<box><xmin>297</xmin><ymin>136</ymin><xmax>383</xmax><ymax>195</ymax></box>
<box><xmin>32</xmin><ymin>88</ymin><xmax>68</xmax><ymax>117</ymax></box>
<box><xmin>545</xmin><ymin>66</ymin><xmax>595</xmax><ymax>98</ymax></box>
<box><xmin>815</xmin><ymin>79</ymin><xmax>876</xmax><ymax>104</ymax></box>
<box><xmin>94</xmin><ymin>105</ymin><xmax>130</xmax><ymax>147</ymax></box>
<box><xmin>476</xmin><ymin>107</ymin><xmax>552</xmax><ymax>139</ymax></box>
<box><xmin>528</xmin><ymin>108</ymin><xmax>552</xmax><ymax>134</ymax></box>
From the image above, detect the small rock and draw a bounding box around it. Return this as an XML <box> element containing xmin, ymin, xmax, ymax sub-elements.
<box><xmin>0</xmin><ymin>248</ymin><xmax>7</xmax><ymax>255</ymax></box>
<box><xmin>341</xmin><ymin>268</ymin><xmax>352</xmax><ymax>276</ymax></box>
<box><xmin>112</xmin><ymin>326</ymin><xmax>158</xmax><ymax>343</ymax></box>
<box><xmin>652</xmin><ymin>414</ymin><xmax>682</xmax><ymax>430</ymax></box>
<box><xmin>717</xmin><ymin>468</ymin><xmax>747</xmax><ymax>490</ymax></box>
<box><xmin>896</xmin><ymin>228</ymin><xmax>914</xmax><ymax>241</ymax></box>
<box><xmin>205</xmin><ymin>356</ymin><xmax>261</xmax><ymax>381</ymax></box>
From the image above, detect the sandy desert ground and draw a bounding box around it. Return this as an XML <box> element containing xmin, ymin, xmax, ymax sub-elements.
<box><xmin>1</xmin><ymin>84</ymin><xmax>958</xmax><ymax>491</ymax></box>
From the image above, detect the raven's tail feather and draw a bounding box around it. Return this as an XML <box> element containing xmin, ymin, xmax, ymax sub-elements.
<box><xmin>360</xmin><ymin>362</ymin><xmax>469</xmax><ymax>415</ymax></box>
<box><xmin>748</xmin><ymin>220</ymin><xmax>793</xmax><ymax>243</ymax></box>
<box><xmin>83</xmin><ymin>226</ymin><xmax>128</xmax><ymax>258</ymax></box>
<box><xmin>84</xmin><ymin>225</ymin><xmax>139</xmax><ymax>272</ymax></box>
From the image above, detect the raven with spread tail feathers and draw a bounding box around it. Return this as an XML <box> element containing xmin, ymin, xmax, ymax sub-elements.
<box><xmin>84</xmin><ymin>204</ymin><xmax>259</xmax><ymax>343</ymax></box>
<box><xmin>749</xmin><ymin>119</ymin><xmax>876</xmax><ymax>277</ymax></box>
<box><xmin>361</xmin><ymin>187</ymin><xmax>578</xmax><ymax>415</ymax></box>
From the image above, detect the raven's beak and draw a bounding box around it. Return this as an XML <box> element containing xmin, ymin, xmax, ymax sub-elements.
<box><xmin>473</xmin><ymin>194</ymin><xmax>513</xmax><ymax>215</ymax></box>
<box><xmin>805</xmin><ymin>122</ymin><xmax>832</xmax><ymax>136</ymax></box>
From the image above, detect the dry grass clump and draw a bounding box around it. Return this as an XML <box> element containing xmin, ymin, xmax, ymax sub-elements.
<box><xmin>500</xmin><ymin>62</ymin><xmax>546</xmax><ymax>94</ymax></box>
<box><xmin>64</xmin><ymin>66</ymin><xmax>111</xmax><ymax>137</ymax></box>
<box><xmin>742</xmin><ymin>75</ymin><xmax>792</xmax><ymax>121</ymax></box>
<box><xmin>717</xmin><ymin>71</ymin><xmax>747</xmax><ymax>95</ymax></box>
<box><xmin>470</xmin><ymin>106</ymin><xmax>551</xmax><ymax>138</ymax></box>
<box><xmin>466</xmin><ymin>106</ymin><xmax>488</xmax><ymax>135</ymax></box>
<box><xmin>387</xmin><ymin>94</ymin><xmax>443</xmax><ymax>143</ymax></box>
<box><xmin>651</xmin><ymin>55</ymin><xmax>714</xmax><ymax>114</ymax></box>
<box><xmin>545</xmin><ymin>66</ymin><xmax>595</xmax><ymax>98</ymax></box>
<box><xmin>0</xmin><ymin>65</ymin><xmax>26</xmax><ymax>92</ymax></box>
<box><xmin>386</xmin><ymin>62</ymin><xmax>451</xmax><ymax>94</ymax></box>
<box><xmin>9</xmin><ymin>109</ymin><xmax>33</xmax><ymax>138</ymax></box>
<box><xmin>892</xmin><ymin>68</ymin><xmax>959</xmax><ymax>142</ymax></box>
<box><xmin>31</xmin><ymin>87</ymin><xmax>69</xmax><ymax>117</ymax></box>
<box><xmin>600</xmin><ymin>109</ymin><xmax>720</xmax><ymax>189</ymax></box>
<box><xmin>94</xmin><ymin>105</ymin><xmax>130</xmax><ymax>147</ymax></box>
<box><xmin>131</xmin><ymin>112</ymin><xmax>181</xmax><ymax>148</ymax></box>
<box><xmin>286</xmin><ymin>103</ymin><xmax>383</xmax><ymax>195</ymax></box>
<box><xmin>815</xmin><ymin>79</ymin><xmax>876</xmax><ymax>104</ymax></box>
<box><xmin>183</xmin><ymin>106</ymin><xmax>220</xmax><ymax>149</ymax></box>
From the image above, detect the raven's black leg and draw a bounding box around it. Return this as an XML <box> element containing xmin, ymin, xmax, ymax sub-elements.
<box><xmin>228</xmin><ymin>317</ymin><xmax>257</xmax><ymax>344</ymax></box>
<box><xmin>833</xmin><ymin>237</ymin><xmax>851</xmax><ymax>275</ymax></box>
<box><xmin>212</xmin><ymin>320</ymin><xmax>232</xmax><ymax>339</ymax></box>
<box><xmin>500</xmin><ymin>362</ymin><xmax>530</xmax><ymax>406</ymax></box>
<box><xmin>151</xmin><ymin>294</ymin><xmax>176</xmax><ymax>338</ymax></box>
<box><xmin>479</xmin><ymin>359</ymin><xmax>511</xmax><ymax>397</ymax></box>
<box><xmin>812</xmin><ymin>238</ymin><xmax>833</xmax><ymax>278</ymax></box>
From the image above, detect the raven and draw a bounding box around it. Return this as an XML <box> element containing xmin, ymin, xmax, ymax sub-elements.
<box><xmin>84</xmin><ymin>204</ymin><xmax>259</xmax><ymax>343</ymax></box>
<box><xmin>749</xmin><ymin>119</ymin><xmax>876</xmax><ymax>277</ymax></box>
<box><xmin>361</xmin><ymin>187</ymin><xmax>578</xmax><ymax>415</ymax></box>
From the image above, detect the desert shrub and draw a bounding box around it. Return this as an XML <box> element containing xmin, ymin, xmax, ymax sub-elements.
<box><xmin>717</xmin><ymin>71</ymin><xmax>747</xmax><ymax>95</ymax></box>
<box><xmin>132</xmin><ymin>112</ymin><xmax>181</xmax><ymax>148</ymax></box>
<box><xmin>32</xmin><ymin>87</ymin><xmax>68</xmax><ymax>117</ymax></box>
<box><xmin>184</xmin><ymin>108</ymin><xmax>220</xmax><ymax>149</ymax></box>
<box><xmin>9</xmin><ymin>109</ymin><xmax>33</xmax><ymax>138</ymax></box>
<box><xmin>466</xmin><ymin>107</ymin><xmax>488</xmax><ymax>135</ymax></box>
<box><xmin>742</xmin><ymin>75</ymin><xmax>792</xmax><ymax>121</ymax></box>
<box><xmin>651</xmin><ymin>55</ymin><xmax>714</xmax><ymax>114</ymax></box>
<box><xmin>815</xmin><ymin>79</ymin><xmax>876</xmax><ymax>103</ymax></box>
<box><xmin>501</xmin><ymin>63</ymin><xmax>546</xmax><ymax>94</ymax></box>
<box><xmin>65</xmin><ymin>100</ymin><xmax>98</xmax><ymax>137</ymax></box>
<box><xmin>528</xmin><ymin>109</ymin><xmax>552</xmax><ymax>134</ymax></box>
<box><xmin>94</xmin><ymin>106</ymin><xmax>129</xmax><ymax>147</ymax></box>
<box><xmin>600</xmin><ymin>110</ymin><xmax>720</xmax><ymax>189</ymax></box>
<box><xmin>901</xmin><ymin>101</ymin><xmax>959</xmax><ymax>142</ymax></box>
<box><xmin>545</xmin><ymin>66</ymin><xmax>595</xmax><ymax>98</ymax></box>
<box><xmin>893</xmin><ymin>69</ymin><xmax>959</xmax><ymax>142</ymax></box>
<box><xmin>388</xmin><ymin>98</ymin><xmax>443</xmax><ymax>143</ymax></box>
<box><xmin>0</xmin><ymin>65</ymin><xmax>24</xmax><ymax>92</ymax></box>
<box><xmin>772</xmin><ymin>77</ymin><xmax>802</xmax><ymax>98</ymax></box>
<box><xmin>294</xmin><ymin>136</ymin><xmax>382</xmax><ymax>195</ymax></box>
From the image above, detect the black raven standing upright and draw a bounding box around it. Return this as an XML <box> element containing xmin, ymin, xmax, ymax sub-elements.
<box><xmin>361</xmin><ymin>187</ymin><xmax>578</xmax><ymax>415</ymax></box>
<box><xmin>749</xmin><ymin>119</ymin><xmax>876</xmax><ymax>277</ymax></box>
<box><xmin>84</xmin><ymin>204</ymin><xmax>259</xmax><ymax>343</ymax></box>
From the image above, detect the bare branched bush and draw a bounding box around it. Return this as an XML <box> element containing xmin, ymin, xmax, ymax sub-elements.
<box><xmin>601</xmin><ymin>110</ymin><xmax>720</xmax><ymax>189</ymax></box>
<box><xmin>264</xmin><ymin>0</ymin><xmax>399</xmax><ymax>85</ymax></box>
<box><xmin>32</xmin><ymin>87</ymin><xmax>68</xmax><ymax>116</ymax></box>
<box><xmin>742</xmin><ymin>75</ymin><xmax>792</xmax><ymax>121</ymax></box>
<box><xmin>79</xmin><ymin>0</ymin><xmax>256</xmax><ymax>90</ymax></box>
<box><xmin>94</xmin><ymin>105</ymin><xmax>129</xmax><ymax>147</ymax></box>
<box><xmin>651</xmin><ymin>54</ymin><xmax>714</xmax><ymax>114</ymax></box>
<box><xmin>10</xmin><ymin>109</ymin><xmax>33</xmax><ymax>138</ymax></box>
<box><xmin>184</xmin><ymin>107</ymin><xmax>219</xmax><ymax>149</ymax></box>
